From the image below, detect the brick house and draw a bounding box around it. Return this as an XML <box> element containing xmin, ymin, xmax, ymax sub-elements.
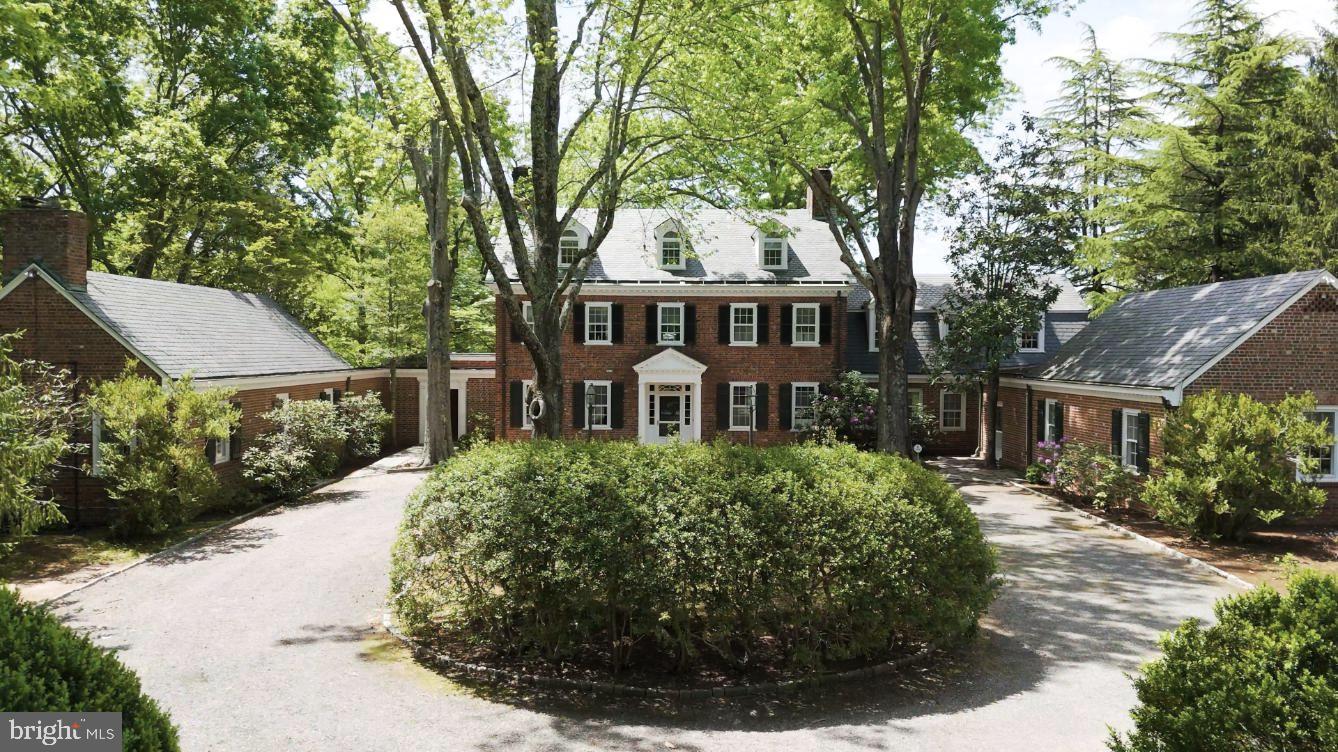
<box><xmin>993</xmin><ymin>269</ymin><xmax>1338</xmax><ymax>523</ymax></box>
<box><xmin>0</xmin><ymin>200</ymin><xmax>494</xmax><ymax>523</ymax></box>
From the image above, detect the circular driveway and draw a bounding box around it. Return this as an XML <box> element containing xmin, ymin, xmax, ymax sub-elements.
<box><xmin>51</xmin><ymin>456</ymin><xmax>1241</xmax><ymax>751</ymax></box>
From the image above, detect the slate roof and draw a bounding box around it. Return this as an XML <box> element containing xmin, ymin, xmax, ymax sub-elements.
<box><xmin>846</xmin><ymin>274</ymin><xmax>1087</xmax><ymax>312</ymax></box>
<box><xmin>1029</xmin><ymin>269</ymin><xmax>1334</xmax><ymax>389</ymax></box>
<box><xmin>70</xmin><ymin>272</ymin><xmax>352</xmax><ymax>379</ymax></box>
<box><xmin>499</xmin><ymin>208</ymin><xmax>854</xmax><ymax>284</ymax></box>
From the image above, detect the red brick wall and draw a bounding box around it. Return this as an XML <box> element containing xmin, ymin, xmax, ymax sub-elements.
<box><xmin>1</xmin><ymin>207</ymin><xmax>89</xmax><ymax>288</ymax></box>
<box><xmin>996</xmin><ymin>385</ymin><xmax>1167</xmax><ymax>472</ymax></box>
<box><xmin>1186</xmin><ymin>284</ymin><xmax>1338</xmax><ymax>523</ymax></box>
<box><xmin>494</xmin><ymin>294</ymin><xmax>844</xmax><ymax>445</ymax></box>
<box><xmin>914</xmin><ymin>383</ymin><xmax>979</xmax><ymax>456</ymax></box>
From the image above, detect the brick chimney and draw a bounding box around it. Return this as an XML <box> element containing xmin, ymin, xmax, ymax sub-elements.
<box><xmin>1</xmin><ymin>197</ymin><xmax>89</xmax><ymax>289</ymax></box>
<box><xmin>807</xmin><ymin>167</ymin><xmax>833</xmax><ymax>220</ymax></box>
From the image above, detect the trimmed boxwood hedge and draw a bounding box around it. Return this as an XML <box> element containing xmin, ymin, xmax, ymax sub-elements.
<box><xmin>391</xmin><ymin>440</ymin><xmax>996</xmax><ymax>675</ymax></box>
<box><xmin>0</xmin><ymin>587</ymin><xmax>178</xmax><ymax>750</ymax></box>
<box><xmin>1110</xmin><ymin>570</ymin><xmax>1338</xmax><ymax>752</ymax></box>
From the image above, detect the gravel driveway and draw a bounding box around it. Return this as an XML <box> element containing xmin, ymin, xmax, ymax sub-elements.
<box><xmin>50</xmin><ymin>454</ymin><xmax>1242</xmax><ymax>751</ymax></box>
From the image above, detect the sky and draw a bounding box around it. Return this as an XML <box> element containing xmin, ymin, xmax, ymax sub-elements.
<box><xmin>916</xmin><ymin>0</ymin><xmax>1336</xmax><ymax>273</ymax></box>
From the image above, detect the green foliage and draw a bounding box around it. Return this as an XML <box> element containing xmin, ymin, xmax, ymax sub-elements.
<box><xmin>1053</xmin><ymin>440</ymin><xmax>1139</xmax><ymax>510</ymax></box>
<box><xmin>1024</xmin><ymin>462</ymin><xmax>1048</xmax><ymax>484</ymax></box>
<box><xmin>1144</xmin><ymin>391</ymin><xmax>1330</xmax><ymax>540</ymax></box>
<box><xmin>1110</xmin><ymin>569</ymin><xmax>1338</xmax><ymax>752</ymax></box>
<box><xmin>242</xmin><ymin>398</ymin><xmax>343</xmax><ymax>499</ymax></box>
<box><xmin>0</xmin><ymin>334</ymin><xmax>80</xmax><ymax>541</ymax></box>
<box><xmin>456</xmin><ymin>411</ymin><xmax>494</xmax><ymax>452</ymax></box>
<box><xmin>391</xmin><ymin>440</ymin><xmax>996</xmax><ymax>674</ymax></box>
<box><xmin>88</xmin><ymin>365</ymin><xmax>238</xmax><ymax>539</ymax></box>
<box><xmin>0</xmin><ymin>586</ymin><xmax>180</xmax><ymax>750</ymax></box>
<box><xmin>337</xmin><ymin>392</ymin><xmax>391</xmax><ymax>459</ymax></box>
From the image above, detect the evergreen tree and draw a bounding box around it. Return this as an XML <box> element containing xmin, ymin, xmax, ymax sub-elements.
<box><xmin>1115</xmin><ymin>0</ymin><xmax>1300</xmax><ymax>288</ymax></box>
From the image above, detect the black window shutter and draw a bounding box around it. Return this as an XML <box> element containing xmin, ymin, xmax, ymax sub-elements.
<box><xmin>1111</xmin><ymin>409</ymin><xmax>1122</xmax><ymax>457</ymax></box>
<box><xmin>718</xmin><ymin>304</ymin><xmax>730</xmax><ymax>344</ymax></box>
<box><xmin>573</xmin><ymin>381</ymin><xmax>585</xmax><ymax>428</ymax></box>
<box><xmin>319</xmin><ymin>391</ymin><xmax>330</xmax><ymax>402</ymax></box>
<box><xmin>1137</xmin><ymin>412</ymin><xmax>1151</xmax><ymax>473</ymax></box>
<box><xmin>819</xmin><ymin>304</ymin><xmax>833</xmax><ymax>344</ymax></box>
<box><xmin>779</xmin><ymin>383</ymin><xmax>793</xmax><ymax>430</ymax></box>
<box><xmin>1055</xmin><ymin>403</ymin><xmax>1064</xmax><ymax>441</ymax></box>
<box><xmin>684</xmin><ymin>304</ymin><xmax>696</xmax><ymax>344</ymax></box>
<box><xmin>1037</xmin><ymin>402</ymin><xmax>1047</xmax><ymax>442</ymax></box>
<box><xmin>509</xmin><ymin>381</ymin><xmax>524</xmax><ymax>428</ymax></box>
<box><xmin>645</xmin><ymin>304</ymin><xmax>657</xmax><ymax>343</ymax></box>
<box><xmin>755</xmin><ymin>383</ymin><xmax>769</xmax><ymax>430</ymax></box>
<box><xmin>333</xmin><ymin>389</ymin><xmax>343</xmax><ymax>405</ymax></box>
<box><xmin>716</xmin><ymin>383</ymin><xmax>730</xmax><ymax>429</ymax></box>
<box><xmin>851</xmin><ymin>311</ymin><xmax>868</xmax><ymax>352</ymax></box>
<box><xmin>611</xmin><ymin>304</ymin><xmax>624</xmax><ymax>344</ymax></box>
<box><xmin>611</xmin><ymin>383</ymin><xmax>625</xmax><ymax>429</ymax></box>
<box><xmin>230</xmin><ymin>401</ymin><xmax>243</xmax><ymax>457</ymax></box>
<box><xmin>780</xmin><ymin>305</ymin><xmax>793</xmax><ymax>345</ymax></box>
<box><xmin>510</xmin><ymin>317</ymin><xmax>521</xmax><ymax>342</ymax></box>
<box><xmin>757</xmin><ymin>305</ymin><xmax>769</xmax><ymax>344</ymax></box>
<box><xmin>205</xmin><ymin>439</ymin><xmax>216</xmax><ymax>464</ymax></box>
<box><xmin>573</xmin><ymin>303</ymin><xmax>585</xmax><ymax>343</ymax></box>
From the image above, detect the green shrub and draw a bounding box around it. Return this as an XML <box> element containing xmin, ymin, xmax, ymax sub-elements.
<box><xmin>456</xmin><ymin>411</ymin><xmax>494</xmax><ymax>452</ymax></box>
<box><xmin>1053</xmin><ymin>440</ymin><xmax>1139</xmax><ymax>510</ymax></box>
<box><xmin>1144</xmin><ymin>391</ymin><xmax>1330</xmax><ymax>540</ymax></box>
<box><xmin>807</xmin><ymin>371</ymin><xmax>938</xmax><ymax>451</ymax></box>
<box><xmin>1024</xmin><ymin>462</ymin><xmax>1048</xmax><ymax>484</ymax></box>
<box><xmin>88</xmin><ymin>365</ymin><xmax>238</xmax><ymax>539</ymax></box>
<box><xmin>0</xmin><ymin>587</ymin><xmax>179</xmax><ymax>750</ymax></box>
<box><xmin>338</xmin><ymin>392</ymin><xmax>391</xmax><ymax>459</ymax></box>
<box><xmin>1110</xmin><ymin>570</ymin><xmax>1338</xmax><ymax>752</ymax></box>
<box><xmin>242</xmin><ymin>398</ymin><xmax>344</xmax><ymax>499</ymax></box>
<box><xmin>0</xmin><ymin>333</ymin><xmax>80</xmax><ymax>541</ymax></box>
<box><xmin>391</xmin><ymin>440</ymin><xmax>996</xmax><ymax>675</ymax></box>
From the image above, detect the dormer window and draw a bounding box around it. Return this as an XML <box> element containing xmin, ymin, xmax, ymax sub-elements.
<box><xmin>660</xmin><ymin>230</ymin><xmax>685</xmax><ymax>269</ymax></box>
<box><xmin>760</xmin><ymin>235</ymin><xmax>786</xmax><ymax>270</ymax></box>
<box><xmin>558</xmin><ymin>229</ymin><xmax>580</xmax><ymax>268</ymax></box>
<box><xmin>1018</xmin><ymin>321</ymin><xmax>1044</xmax><ymax>352</ymax></box>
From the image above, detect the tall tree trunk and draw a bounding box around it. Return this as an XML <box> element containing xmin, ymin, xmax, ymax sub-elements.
<box><xmin>426</xmin><ymin>269</ymin><xmax>453</xmax><ymax>462</ymax></box>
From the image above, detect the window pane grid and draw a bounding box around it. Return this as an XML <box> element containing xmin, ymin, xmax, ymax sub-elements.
<box><xmin>588</xmin><ymin>384</ymin><xmax>610</xmax><ymax>428</ymax></box>
<box><xmin>942</xmin><ymin>392</ymin><xmax>964</xmax><ymax>429</ymax></box>
<box><xmin>1305</xmin><ymin>411</ymin><xmax>1337</xmax><ymax>477</ymax></box>
<box><xmin>793</xmin><ymin>385</ymin><xmax>817</xmax><ymax>430</ymax></box>
<box><xmin>660</xmin><ymin>305</ymin><xmax>682</xmax><ymax>343</ymax></box>
<box><xmin>762</xmin><ymin>238</ymin><xmax>784</xmax><ymax>267</ymax></box>
<box><xmin>732</xmin><ymin>306</ymin><xmax>755</xmax><ymax>343</ymax></box>
<box><xmin>794</xmin><ymin>305</ymin><xmax>818</xmax><ymax>343</ymax></box>
<box><xmin>731</xmin><ymin>385</ymin><xmax>753</xmax><ymax>429</ymax></box>
<box><xmin>586</xmin><ymin>304</ymin><xmax>610</xmax><ymax>343</ymax></box>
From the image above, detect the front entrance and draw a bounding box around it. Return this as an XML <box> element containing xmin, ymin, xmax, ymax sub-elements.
<box><xmin>648</xmin><ymin>385</ymin><xmax>690</xmax><ymax>443</ymax></box>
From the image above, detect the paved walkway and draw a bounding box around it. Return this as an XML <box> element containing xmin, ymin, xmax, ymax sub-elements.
<box><xmin>51</xmin><ymin>456</ymin><xmax>1242</xmax><ymax>751</ymax></box>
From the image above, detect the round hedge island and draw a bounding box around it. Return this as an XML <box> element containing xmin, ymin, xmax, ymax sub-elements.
<box><xmin>390</xmin><ymin>440</ymin><xmax>996</xmax><ymax>689</ymax></box>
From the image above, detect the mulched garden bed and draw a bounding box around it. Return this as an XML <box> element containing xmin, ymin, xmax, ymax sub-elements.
<box><xmin>407</xmin><ymin>623</ymin><xmax>934</xmax><ymax>693</ymax></box>
<box><xmin>1017</xmin><ymin>480</ymin><xmax>1338</xmax><ymax>590</ymax></box>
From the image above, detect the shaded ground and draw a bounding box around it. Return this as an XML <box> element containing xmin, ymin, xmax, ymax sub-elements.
<box><xmin>1015</xmin><ymin>478</ymin><xmax>1338</xmax><ymax>590</ymax></box>
<box><xmin>48</xmin><ymin>453</ymin><xmax>1241</xmax><ymax>751</ymax></box>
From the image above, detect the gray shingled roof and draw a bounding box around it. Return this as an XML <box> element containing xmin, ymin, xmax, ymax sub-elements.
<box><xmin>71</xmin><ymin>272</ymin><xmax>351</xmax><ymax>379</ymax></box>
<box><xmin>501</xmin><ymin>208</ymin><xmax>854</xmax><ymax>284</ymax></box>
<box><xmin>1031</xmin><ymin>269</ymin><xmax>1333</xmax><ymax>389</ymax></box>
<box><xmin>846</xmin><ymin>274</ymin><xmax>1087</xmax><ymax>312</ymax></box>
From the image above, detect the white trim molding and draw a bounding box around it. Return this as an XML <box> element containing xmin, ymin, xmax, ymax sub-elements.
<box><xmin>496</xmin><ymin>281</ymin><xmax>851</xmax><ymax>297</ymax></box>
<box><xmin>999</xmin><ymin>376</ymin><xmax>1173</xmax><ymax>405</ymax></box>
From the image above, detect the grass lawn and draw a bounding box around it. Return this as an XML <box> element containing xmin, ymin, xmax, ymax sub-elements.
<box><xmin>0</xmin><ymin>511</ymin><xmax>250</xmax><ymax>588</ymax></box>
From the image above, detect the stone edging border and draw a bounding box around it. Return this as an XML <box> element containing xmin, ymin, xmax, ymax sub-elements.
<box><xmin>1007</xmin><ymin>481</ymin><xmax>1255</xmax><ymax>591</ymax></box>
<box><xmin>39</xmin><ymin>474</ymin><xmax>347</xmax><ymax>606</ymax></box>
<box><xmin>381</xmin><ymin>610</ymin><xmax>940</xmax><ymax>700</ymax></box>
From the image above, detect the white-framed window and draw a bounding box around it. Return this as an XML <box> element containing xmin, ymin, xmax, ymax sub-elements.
<box><xmin>1043</xmin><ymin>399</ymin><xmax>1061</xmax><ymax>443</ymax></box>
<box><xmin>521</xmin><ymin>301</ymin><xmax>534</xmax><ymax>326</ymax></box>
<box><xmin>1302</xmin><ymin>408</ymin><xmax>1337</xmax><ymax>482</ymax></box>
<box><xmin>867</xmin><ymin>303</ymin><xmax>878</xmax><ymax>352</ymax></box>
<box><xmin>1018</xmin><ymin>320</ymin><xmax>1045</xmax><ymax>352</ymax></box>
<box><xmin>658</xmin><ymin>302</ymin><xmax>685</xmax><ymax>345</ymax></box>
<box><xmin>730</xmin><ymin>382</ymin><xmax>756</xmax><ymax>430</ymax></box>
<box><xmin>792</xmin><ymin>303</ymin><xmax>819</xmax><ymax>346</ymax></box>
<box><xmin>1121</xmin><ymin>408</ymin><xmax>1143</xmax><ymax>471</ymax></box>
<box><xmin>274</xmin><ymin>392</ymin><xmax>290</xmax><ymax>407</ymax></box>
<box><xmin>214</xmin><ymin>434</ymin><xmax>231</xmax><ymax>465</ymax></box>
<box><xmin>558</xmin><ymin>228</ymin><xmax>581</xmax><ymax>268</ymax></box>
<box><xmin>90</xmin><ymin>413</ymin><xmax>104</xmax><ymax>476</ymax></box>
<box><xmin>760</xmin><ymin>235</ymin><xmax>786</xmax><ymax>269</ymax></box>
<box><xmin>659</xmin><ymin>230</ymin><xmax>685</xmax><ymax>269</ymax></box>
<box><xmin>585</xmin><ymin>302</ymin><xmax>612</xmax><ymax>345</ymax></box>
<box><xmin>730</xmin><ymin>303</ymin><xmax>757</xmax><ymax>346</ymax></box>
<box><xmin>585</xmin><ymin>380</ymin><xmax>612</xmax><ymax>430</ymax></box>
<box><xmin>940</xmin><ymin>390</ymin><xmax>965</xmax><ymax>431</ymax></box>
<box><xmin>908</xmin><ymin>388</ymin><xmax>923</xmax><ymax>408</ymax></box>
<box><xmin>322</xmin><ymin>387</ymin><xmax>335</xmax><ymax>401</ymax></box>
<box><xmin>792</xmin><ymin>383</ymin><xmax>819</xmax><ymax>431</ymax></box>
<box><xmin>521</xmin><ymin>380</ymin><xmax>537</xmax><ymax>429</ymax></box>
